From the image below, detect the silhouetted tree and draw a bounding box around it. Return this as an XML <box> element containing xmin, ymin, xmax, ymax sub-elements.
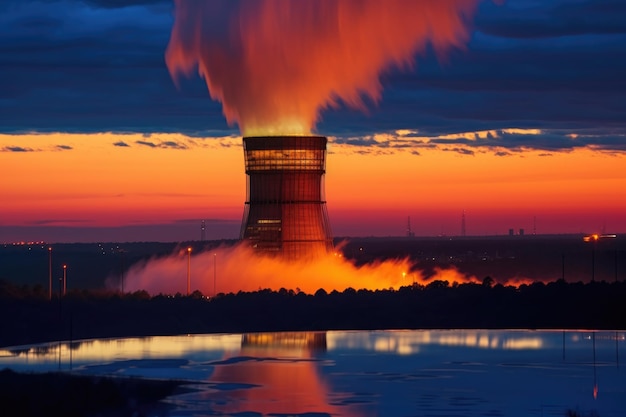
<box><xmin>482</xmin><ymin>276</ymin><xmax>494</xmax><ymax>288</ymax></box>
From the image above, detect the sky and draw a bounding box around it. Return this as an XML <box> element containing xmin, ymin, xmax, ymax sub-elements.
<box><xmin>1</xmin><ymin>0</ymin><xmax>626</xmax><ymax>243</ymax></box>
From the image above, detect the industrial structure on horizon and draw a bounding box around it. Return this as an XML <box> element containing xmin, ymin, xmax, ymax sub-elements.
<box><xmin>200</xmin><ymin>220</ymin><xmax>206</xmax><ymax>242</ymax></box>
<box><xmin>240</xmin><ymin>136</ymin><xmax>333</xmax><ymax>259</ymax></box>
<box><xmin>406</xmin><ymin>216</ymin><xmax>415</xmax><ymax>237</ymax></box>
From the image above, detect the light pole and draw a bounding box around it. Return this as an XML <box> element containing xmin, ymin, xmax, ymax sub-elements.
<box><xmin>583</xmin><ymin>233</ymin><xmax>617</xmax><ymax>282</ymax></box>
<box><xmin>592</xmin><ymin>238</ymin><xmax>596</xmax><ymax>282</ymax></box>
<box><xmin>62</xmin><ymin>264</ymin><xmax>67</xmax><ymax>296</ymax></box>
<box><xmin>584</xmin><ymin>234</ymin><xmax>599</xmax><ymax>282</ymax></box>
<box><xmin>213</xmin><ymin>253</ymin><xmax>217</xmax><ymax>296</ymax></box>
<box><xmin>118</xmin><ymin>249</ymin><xmax>126</xmax><ymax>293</ymax></box>
<box><xmin>48</xmin><ymin>247</ymin><xmax>52</xmax><ymax>300</ymax></box>
<box><xmin>186</xmin><ymin>247</ymin><xmax>192</xmax><ymax>296</ymax></box>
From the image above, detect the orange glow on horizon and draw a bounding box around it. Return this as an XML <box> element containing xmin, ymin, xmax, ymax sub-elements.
<box><xmin>2</xmin><ymin>133</ymin><xmax>626</xmax><ymax>237</ymax></box>
<box><xmin>166</xmin><ymin>0</ymin><xmax>480</xmax><ymax>136</ymax></box>
<box><xmin>327</xmin><ymin>144</ymin><xmax>626</xmax><ymax>213</ymax></box>
<box><xmin>0</xmin><ymin>133</ymin><xmax>244</xmax><ymax>228</ymax></box>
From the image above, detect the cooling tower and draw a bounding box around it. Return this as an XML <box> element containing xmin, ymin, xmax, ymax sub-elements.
<box><xmin>240</xmin><ymin>136</ymin><xmax>333</xmax><ymax>259</ymax></box>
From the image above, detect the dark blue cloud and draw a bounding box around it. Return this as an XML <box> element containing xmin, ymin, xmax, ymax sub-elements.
<box><xmin>445</xmin><ymin>147</ymin><xmax>476</xmax><ymax>156</ymax></box>
<box><xmin>1</xmin><ymin>146</ymin><xmax>37</xmax><ymax>152</ymax></box>
<box><xmin>331</xmin><ymin>128</ymin><xmax>626</xmax><ymax>155</ymax></box>
<box><xmin>134</xmin><ymin>138</ymin><xmax>187</xmax><ymax>149</ymax></box>
<box><xmin>83</xmin><ymin>0</ymin><xmax>169</xmax><ymax>8</ymax></box>
<box><xmin>476</xmin><ymin>0</ymin><xmax>626</xmax><ymax>39</ymax></box>
<box><xmin>113</xmin><ymin>141</ymin><xmax>130</xmax><ymax>147</ymax></box>
<box><xmin>135</xmin><ymin>140</ymin><xmax>157</xmax><ymax>148</ymax></box>
<box><xmin>0</xmin><ymin>0</ymin><xmax>624</xmax><ymax>152</ymax></box>
<box><xmin>160</xmin><ymin>140</ymin><xmax>187</xmax><ymax>149</ymax></box>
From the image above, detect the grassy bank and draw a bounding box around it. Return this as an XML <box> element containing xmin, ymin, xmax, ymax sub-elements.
<box><xmin>0</xmin><ymin>369</ymin><xmax>185</xmax><ymax>417</ymax></box>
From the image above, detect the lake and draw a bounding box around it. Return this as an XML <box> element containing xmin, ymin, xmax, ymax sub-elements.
<box><xmin>1</xmin><ymin>330</ymin><xmax>624</xmax><ymax>416</ymax></box>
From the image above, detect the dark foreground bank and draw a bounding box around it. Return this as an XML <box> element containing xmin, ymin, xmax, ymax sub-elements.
<box><xmin>1</xmin><ymin>279</ymin><xmax>625</xmax><ymax>348</ymax></box>
<box><xmin>0</xmin><ymin>369</ymin><xmax>184</xmax><ymax>417</ymax></box>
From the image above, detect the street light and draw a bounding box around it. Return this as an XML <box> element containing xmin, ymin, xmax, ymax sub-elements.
<box><xmin>62</xmin><ymin>264</ymin><xmax>67</xmax><ymax>296</ymax></box>
<box><xmin>583</xmin><ymin>233</ymin><xmax>617</xmax><ymax>282</ymax></box>
<box><xmin>214</xmin><ymin>253</ymin><xmax>217</xmax><ymax>296</ymax></box>
<box><xmin>119</xmin><ymin>249</ymin><xmax>126</xmax><ymax>293</ymax></box>
<box><xmin>186</xmin><ymin>247</ymin><xmax>192</xmax><ymax>296</ymax></box>
<box><xmin>48</xmin><ymin>247</ymin><xmax>52</xmax><ymax>300</ymax></box>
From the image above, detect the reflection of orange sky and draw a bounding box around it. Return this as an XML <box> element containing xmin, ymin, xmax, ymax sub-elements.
<box><xmin>207</xmin><ymin>332</ymin><xmax>364</xmax><ymax>417</ymax></box>
<box><xmin>1</xmin><ymin>133</ymin><xmax>625</xmax><ymax>238</ymax></box>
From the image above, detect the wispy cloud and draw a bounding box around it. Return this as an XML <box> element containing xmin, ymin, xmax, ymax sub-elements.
<box><xmin>136</xmin><ymin>140</ymin><xmax>158</xmax><ymax>148</ymax></box>
<box><xmin>444</xmin><ymin>147</ymin><xmax>475</xmax><ymax>156</ymax></box>
<box><xmin>135</xmin><ymin>139</ymin><xmax>188</xmax><ymax>149</ymax></box>
<box><xmin>1</xmin><ymin>146</ymin><xmax>37</xmax><ymax>152</ymax></box>
<box><xmin>161</xmin><ymin>141</ymin><xmax>187</xmax><ymax>150</ymax></box>
<box><xmin>331</xmin><ymin>128</ymin><xmax>626</xmax><ymax>155</ymax></box>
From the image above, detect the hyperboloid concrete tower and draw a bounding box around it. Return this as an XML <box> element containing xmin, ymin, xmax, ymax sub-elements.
<box><xmin>240</xmin><ymin>136</ymin><xmax>333</xmax><ymax>259</ymax></box>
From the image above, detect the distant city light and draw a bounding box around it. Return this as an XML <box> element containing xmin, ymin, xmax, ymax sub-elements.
<box><xmin>583</xmin><ymin>234</ymin><xmax>617</xmax><ymax>242</ymax></box>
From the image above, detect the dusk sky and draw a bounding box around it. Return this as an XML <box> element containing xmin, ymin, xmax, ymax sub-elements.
<box><xmin>1</xmin><ymin>0</ymin><xmax>625</xmax><ymax>243</ymax></box>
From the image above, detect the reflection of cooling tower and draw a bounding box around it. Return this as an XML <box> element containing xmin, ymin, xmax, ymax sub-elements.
<box><xmin>240</xmin><ymin>136</ymin><xmax>333</xmax><ymax>259</ymax></box>
<box><xmin>242</xmin><ymin>332</ymin><xmax>327</xmax><ymax>352</ymax></box>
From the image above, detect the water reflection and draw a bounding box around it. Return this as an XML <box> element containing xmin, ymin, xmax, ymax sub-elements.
<box><xmin>327</xmin><ymin>329</ymin><xmax>546</xmax><ymax>354</ymax></box>
<box><xmin>0</xmin><ymin>330</ymin><xmax>556</xmax><ymax>366</ymax></box>
<box><xmin>181</xmin><ymin>332</ymin><xmax>367</xmax><ymax>416</ymax></box>
<box><xmin>0</xmin><ymin>334</ymin><xmax>242</xmax><ymax>372</ymax></box>
<box><xmin>0</xmin><ymin>330</ymin><xmax>624</xmax><ymax>417</ymax></box>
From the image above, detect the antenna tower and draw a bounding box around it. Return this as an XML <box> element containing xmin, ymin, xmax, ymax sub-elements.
<box><xmin>407</xmin><ymin>216</ymin><xmax>415</xmax><ymax>237</ymax></box>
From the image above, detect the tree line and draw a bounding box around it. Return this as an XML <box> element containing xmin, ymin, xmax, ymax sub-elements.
<box><xmin>1</xmin><ymin>278</ymin><xmax>625</xmax><ymax>348</ymax></box>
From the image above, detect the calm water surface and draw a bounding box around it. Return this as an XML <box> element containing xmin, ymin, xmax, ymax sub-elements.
<box><xmin>1</xmin><ymin>330</ymin><xmax>624</xmax><ymax>416</ymax></box>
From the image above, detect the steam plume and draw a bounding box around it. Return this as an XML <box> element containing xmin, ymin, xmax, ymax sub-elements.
<box><xmin>117</xmin><ymin>244</ymin><xmax>536</xmax><ymax>296</ymax></box>
<box><xmin>119</xmin><ymin>243</ymin><xmax>482</xmax><ymax>296</ymax></box>
<box><xmin>166</xmin><ymin>0</ymin><xmax>481</xmax><ymax>136</ymax></box>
